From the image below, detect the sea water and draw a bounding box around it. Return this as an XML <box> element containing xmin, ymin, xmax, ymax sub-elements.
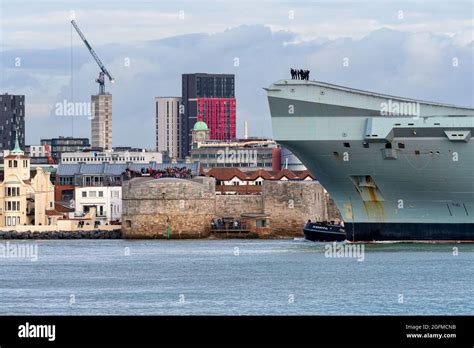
<box><xmin>0</xmin><ymin>239</ymin><xmax>472</xmax><ymax>315</ymax></box>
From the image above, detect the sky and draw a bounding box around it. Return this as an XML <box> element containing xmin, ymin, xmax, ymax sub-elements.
<box><xmin>0</xmin><ymin>0</ymin><xmax>473</xmax><ymax>148</ymax></box>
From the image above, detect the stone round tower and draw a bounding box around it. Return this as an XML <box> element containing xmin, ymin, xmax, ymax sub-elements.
<box><xmin>121</xmin><ymin>176</ymin><xmax>216</xmax><ymax>239</ymax></box>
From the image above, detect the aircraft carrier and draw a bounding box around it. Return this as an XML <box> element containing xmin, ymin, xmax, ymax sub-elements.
<box><xmin>266</xmin><ymin>79</ymin><xmax>474</xmax><ymax>241</ymax></box>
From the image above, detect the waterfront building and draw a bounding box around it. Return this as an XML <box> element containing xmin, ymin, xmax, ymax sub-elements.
<box><xmin>206</xmin><ymin>167</ymin><xmax>316</xmax><ymax>194</ymax></box>
<box><xmin>0</xmin><ymin>137</ymin><xmax>57</xmax><ymax>227</ymax></box>
<box><xmin>181</xmin><ymin>73</ymin><xmax>236</xmax><ymax>157</ymax></box>
<box><xmin>60</xmin><ymin>149</ymin><xmax>162</xmax><ymax>164</ymax></box>
<box><xmin>74</xmin><ymin>186</ymin><xmax>122</xmax><ymax>224</ymax></box>
<box><xmin>155</xmin><ymin>97</ymin><xmax>181</xmax><ymax>159</ymax></box>
<box><xmin>40</xmin><ymin>137</ymin><xmax>90</xmax><ymax>164</ymax></box>
<box><xmin>190</xmin><ymin>124</ymin><xmax>280</xmax><ymax>171</ymax></box>
<box><xmin>91</xmin><ymin>93</ymin><xmax>112</xmax><ymax>150</ymax></box>
<box><xmin>0</xmin><ymin>94</ymin><xmax>25</xmax><ymax>151</ymax></box>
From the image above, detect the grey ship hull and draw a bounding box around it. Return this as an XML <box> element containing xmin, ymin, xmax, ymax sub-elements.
<box><xmin>266</xmin><ymin>80</ymin><xmax>474</xmax><ymax>241</ymax></box>
<box><xmin>344</xmin><ymin>223</ymin><xmax>473</xmax><ymax>241</ymax></box>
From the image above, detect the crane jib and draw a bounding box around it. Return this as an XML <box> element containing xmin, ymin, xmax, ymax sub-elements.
<box><xmin>70</xmin><ymin>19</ymin><xmax>115</xmax><ymax>91</ymax></box>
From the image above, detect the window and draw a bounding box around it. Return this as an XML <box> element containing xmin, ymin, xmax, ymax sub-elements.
<box><xmin>363</xmin><ymin>142</ymin><xmax>369</xmax><ymax>148</ymax></box>
<box><xmin>89</xmin><ymin>191</ymin><xmax>97</xmax><ymax>198</ymax></box>
<box><xmin>7</xmin><ymin>187</ymin><xmax>20</xmax><ymax>197</ymax></box>
<box><xmin>343</xmin><ymin>142</ymin><xmax>350</xmax><ymax>148</ymax></box>
<box><xmin>82</xmin><ymin>191</ymin><xmax>87</xmax><ymax>198</ymax></box>
<box><xmin>398</xmin><ymin>143</ymin><xmax>405</xmax><ymax>149</ymax></box>
<box><xmin>98</xmin><ymin>191</ymin><xmax>104</xmax><ymax>197</ymax></box>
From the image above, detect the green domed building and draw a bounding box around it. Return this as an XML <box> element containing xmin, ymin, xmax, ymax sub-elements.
<box><xmin>192</xmin><ymin>121</ymin><xmax>210</xmax><ymax>148</ymax></box>
<box><xmin>193</xmin><ymin>121</ymin><xmax>209</xmax><ymax>132</ymax></box>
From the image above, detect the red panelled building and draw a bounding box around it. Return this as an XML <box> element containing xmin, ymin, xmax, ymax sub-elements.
<box><xmin>181</xmin><ymin>74</ymin><xmax>235</xmax><ymax>157</ymax></box>
<box><xmin>196</xmin><ymin>98</ymin><xmax>236</xmax><ymax>141</ymax></box>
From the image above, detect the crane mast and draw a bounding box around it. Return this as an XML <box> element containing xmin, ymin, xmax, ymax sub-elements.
<box><xmin>70</xmin><ymin>20</ymin><xmax>115</xmax><ymax>94</ymax></box>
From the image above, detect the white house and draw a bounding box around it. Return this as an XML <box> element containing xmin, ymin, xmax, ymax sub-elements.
<box><xmin>74</xmin><ymin>186</ymin><xmax>122</xmax><ymax>224</ymax></box>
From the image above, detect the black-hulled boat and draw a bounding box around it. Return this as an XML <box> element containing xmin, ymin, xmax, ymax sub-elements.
<box><xmin>304</xmin><ymin>221</ymin><xmax>346</xmax><ymax>242</ymax></box>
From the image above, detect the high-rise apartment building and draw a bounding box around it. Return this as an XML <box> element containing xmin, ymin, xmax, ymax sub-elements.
<box><xmin>91</xmin><ymin>93</ymin><xmax>112</xmax><ymax>150</ymax></box>
<box><xmin>0</xmin><ymin>94</ymin><xmax>25</xmax><ymax>151</ymax></box>
<box><xmin>181</xmin><ymin>73</ymin><xmax>235</xmax><ymax>157</ymax></box>
<box><xmin>155</xmin><ymin>97</ymin><xmax>181</xmax><ymax>159</ymax></box>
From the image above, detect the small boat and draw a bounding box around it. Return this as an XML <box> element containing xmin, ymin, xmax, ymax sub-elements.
<box><xmin>304</xmin><ymin>221</ymin><xmax>346</xmax><ymax>242</ymax></box>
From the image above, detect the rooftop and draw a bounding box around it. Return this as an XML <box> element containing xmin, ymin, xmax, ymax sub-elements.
<box><xmin>206</xmin><ymin>168</ymin><xmax>315</xmax><ymax>181</ymax></box>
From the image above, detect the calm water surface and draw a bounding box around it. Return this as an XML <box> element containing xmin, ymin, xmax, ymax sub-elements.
<box><xmin>1</xmin><ymin>239</ymin><xmax>472</xmax><ymax>315</ymax></box>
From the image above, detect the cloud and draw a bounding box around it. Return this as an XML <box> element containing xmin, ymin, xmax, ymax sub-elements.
<box><xmin>1</xmin><ymin>1</ymin><xmax>472</xmax><ymax>49</ymax></box>
<box><xmin>0</xmin><ymin>24</ymin><xmax>472</xmax><ymax>147</ymax></box>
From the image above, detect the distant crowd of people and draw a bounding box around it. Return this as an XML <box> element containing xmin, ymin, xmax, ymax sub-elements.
<box><xmin>122</xmin><ymin>166</ymin><xmax>193</xmax><ymax>179</ymax></box>
<box><xmin>290</xmin><ymin>68</ymin><xmax>310</xmax><ymax>80</ymax></box>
